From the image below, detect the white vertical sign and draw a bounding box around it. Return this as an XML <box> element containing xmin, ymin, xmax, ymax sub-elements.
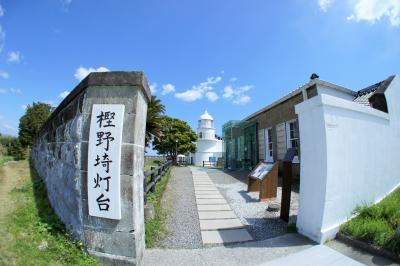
<box><xmin>88</xmin><ymin>104</ymin><xmax>125</xmax><ymax>220</ymax></box>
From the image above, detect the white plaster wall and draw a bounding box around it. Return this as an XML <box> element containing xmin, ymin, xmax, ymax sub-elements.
<box><xmin>317</xmin><ymin>84</ymin><xmax>355</xmax><ymax>101</ymax></box>
<box><xmin>295</xmin><ymin>76</ymin><xmax>400</xmax><ymax>243</ymax></box>
<box><xmin>295</xmin><ymin>95</ymin><xmax>328</xmax><ymax>242</ymax></box>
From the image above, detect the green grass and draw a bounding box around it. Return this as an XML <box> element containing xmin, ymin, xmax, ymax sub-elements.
<box><xmin>340</xmin><ymin>187</ymin><xmax>400</xmax><ymax>255</ymax></box>
<box><xmin>144</xmin><ymin>168</ymin><xmax>171</xmax><ymax>248</ymax></box>
<box><xmin>144</xmin><ymin>160</ymin><xmax>161</xmax><ymax>171</ymax></box>
<box><xmin>0</xmin><ymin>162</ymin><xmax>101</xmax><ymax>266</ymax></box>
<box><xmin>0</xmin><ymin>155</ymin><xmax>14</xmax><ymax>166</ymax></box>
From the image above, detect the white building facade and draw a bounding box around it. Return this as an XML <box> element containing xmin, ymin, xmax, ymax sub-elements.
<box><xmin>193</xmin><ymin>111</ymin><xmax>223</xmax><ymax>166</ymax></box>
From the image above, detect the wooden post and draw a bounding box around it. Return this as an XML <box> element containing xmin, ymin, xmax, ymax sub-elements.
<box><xmin>280</xmin><ymin>161</ymin><xmax>292</xmax><ymax>222</ymax></box>
<box><xmin>143</xmin><ymin>173</ymin><xmax>147</xmax><ymax>204</ymax></box>
<box><xmin>150</xmin><ymin>167</ymin><xmax>156</xmax><ymax>193</ymax></box>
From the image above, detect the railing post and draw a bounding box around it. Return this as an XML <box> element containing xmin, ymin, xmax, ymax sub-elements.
<box><xmin>143</xmin><ymin>171</ymin><xmax>147</xmax><ymax>205</ymax></box>
<box><xmin>150</xmin><ymin>166</ymin><xmax>156</xmax><ymax>193</ymax></box>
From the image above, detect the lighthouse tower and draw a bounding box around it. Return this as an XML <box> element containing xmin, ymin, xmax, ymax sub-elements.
<box><xmin>194</xmin><ymin>110</ymin><xmax>223</xmax><ymax>166</ymax></box>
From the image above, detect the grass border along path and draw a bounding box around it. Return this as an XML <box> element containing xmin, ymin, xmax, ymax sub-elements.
<box><xmin>340</xmin><ymin>187</ymin><xmax>400</xmax><ymax>256</ymax></box>
<box><xmin>145</xmin><ymin>167</ymin><xmax>172</xmax><ymax>248</ymax></box>
<box><xmin>0</xmin><ymin>155</ymin><xmax>14</xmax><ymax>166</ymax></box>
<box><xmin>0</xmin><ymin>160</ymin><xmax>101</xmax><ymax>266</ymax></box>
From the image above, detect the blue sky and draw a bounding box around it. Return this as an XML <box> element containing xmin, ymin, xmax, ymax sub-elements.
<box><xmin>0</xmin><ymin>0</ymin><xmax>399</xmax><ymax>138</ymax></box>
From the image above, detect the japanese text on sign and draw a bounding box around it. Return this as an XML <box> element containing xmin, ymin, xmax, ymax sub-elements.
<box><xmin>88</xmin><ymin>104</ymin><xmax>125</xmax><ymax>219</ymax></box>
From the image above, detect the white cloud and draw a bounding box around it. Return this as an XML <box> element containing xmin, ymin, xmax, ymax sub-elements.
<box><xmin>0</xmin><ymin>70</ymin><xmax>8</xmax><ymax>79</ymax></box>
<box><xmin>206</xmin><ymin>91</ymin><xmax>219</xmax><ymax>102</ymax></box>
<box><xmin>0</xmin><ymin>4</ymin><xmax>4</xmax><ymax>17</ymax></box>
<box><xmin>1</xmin><ymin>123</ymin><xmax>16</xmax><ymax>133</ymax></box>
<box><xmin>347</xmin><ymin>0</ymin><xmax>400</xmax><ymax>26</ymax></box>
<box><xmin>0</xmin><ymin>88</ymin><xmax>21</xmax><ymax>94</ymax></box>
<box><xmin>223</xmin><ymin>85</ymin><xmax>252</xmax><ymax>105</ymax></box>
<box><xmin>149</xmin><ymin>83</ymin><xmax>157</xmax><ymax>94</ymax></box>
<box><xmin>175</xmin><ymin>89</ymin><xmax>202</xmax><ymax>101</ymax></box>
<box><xmin>7</xmin><ymin>51</ymin><xmax>21</xmax><ymax>63</ymax></box>
<box><xmin>45</xmin><ymin>100</ymin><xmax>56</xmax><ymax>107</ymax></box>
<box><xmin>74</xmin><ymin>66</ymin><xmax>110</xmax><ymax>81</ymax></box>
<box><xmin>223</xmin><ymin>86</ymin><xmax>234</xmax><ymax>98</ymax></box>
<box><xmin>229</xmin><ymin>77</ymin><xmax>238</xmax><ymax>83</ymax></box>
<box><xmin>161</xmin><ymin>83</ymin><xmax>176</xmax><ymax>95</ymax></box>
<box><xmin>319</xmin><ymin>0</ymin><xmax>334</xmax><ymax>12</ymax></box>
<box><xmin>233</xmin><ymin>95</ymin><xmax>251</xmax><ymax>105</ymax></box>
<box><xmin>61</xmin><ymin>0</ymin><xmax>72</xmax><ymax>10</ymax></box>
<box><xmin>58</xmin><ymin>90</ymin><xmax>70</xmax><ymax>99</ymax></box>
<box><xmin>9</xmin><ymin>88</ymin><xmax>21</xmax><ymax>94</ymax></box>
<box><xmin>0</xmin><ymin>25</ymin><xmax>5</xmax><ymax>53</ymax></box>
<box><xmin>174</xmin><ymin>76</ymin><xmax>222</xmax><ymax>102</ymax></box>
<box><xmin>21</xmin><ymin>104</ymin><xmax>27</xmax><ymax>110</ymax></box>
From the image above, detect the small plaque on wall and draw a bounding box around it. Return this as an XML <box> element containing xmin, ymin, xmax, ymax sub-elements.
<box><xmin>88</xmin><ymin>104</ymin><xmax>125</xmax><ymax>220</ymax></box>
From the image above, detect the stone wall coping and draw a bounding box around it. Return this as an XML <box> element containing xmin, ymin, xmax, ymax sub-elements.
<box><xmin>37</xmin><ymin>71</ymin><xmax>151</xmax><ymax>138</ymax></box>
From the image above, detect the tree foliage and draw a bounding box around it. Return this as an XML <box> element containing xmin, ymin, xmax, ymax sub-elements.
<box><xmin>8</xmin><ymin>139</ymin><xmax>26</xmax><ymax>160</ymax></box>
<box><xmin>18</xmin><ymin>102</ymin><xmax>52</xmax><ymax>147</ymax></box>
<box><xmin>0</xmin><ymin>135</ymin><xmax>25</xmax><ymax>160</ymax></box>
<box><xmin>145</xmin><ymin>95</ymin><xmax>166</xmax><ymax>147</ymax></box>
<box><xmin>153</xmin><ymin>116</ymin><xmax>197</xmax><ymax>163</ymax></box>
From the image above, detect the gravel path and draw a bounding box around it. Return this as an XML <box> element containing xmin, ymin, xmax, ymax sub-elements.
<box><xmin>156</xmin><ymin>166</ymin><xmax>202</xmax><ymax>249</ymax></box>
<box><xmin>207</xmin><ymin>168</ymin><xmax>299</xmax><ymax>241</ymax></box>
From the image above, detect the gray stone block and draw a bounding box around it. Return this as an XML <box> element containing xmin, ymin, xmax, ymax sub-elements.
<box><xmin>84</xmin><ymin>228</ymin><xmax>136</xmax><ymax>258</ymax></box>
<box><xmin>120</xmin><ymin>144</ymin><xmax>134</xmax><ymax>176</ymax></box>
<box><xmin>31</xmin><ymin>72</ymin><xmax>149</xmax><ymax>265</ymax></box>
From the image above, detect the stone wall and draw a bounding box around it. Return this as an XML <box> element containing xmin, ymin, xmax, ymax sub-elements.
<box><xmin>32</xmin><ymin>72</ymin><xmax>150</xmax><ymax>265</ymax></box>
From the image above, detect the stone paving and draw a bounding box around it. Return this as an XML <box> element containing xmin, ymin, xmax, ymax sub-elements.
<box><xmin>207</xmin><ymin>168</ymin><xmax>300</xmax><ymax>241</ymax></box>
<box><xmin>191</xmin><ymin>167</ymin><xmax>253</xmax><ymax>245</ymax></box>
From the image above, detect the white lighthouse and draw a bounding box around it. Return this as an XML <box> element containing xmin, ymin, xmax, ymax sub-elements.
<box><xmin>194</xmin><ymin>110</ymin><xmax>223</xmax><ymax>166</ymax></box>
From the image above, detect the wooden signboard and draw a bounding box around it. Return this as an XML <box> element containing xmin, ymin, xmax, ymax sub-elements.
<box><xmin>247</xmin><ymin>162</ymin><xmax>278</xmax><ymax>201</ymax></box>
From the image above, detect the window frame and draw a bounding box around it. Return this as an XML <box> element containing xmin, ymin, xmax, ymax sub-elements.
<box><xmin>264</xmin><ymin>127</ymin><xmax>274</xmax><ymax>162</ymax></box>
<box><xmin>285</xmin><ymin>119</ymin><xmax>299</xmax><ymax>163</ymax></box>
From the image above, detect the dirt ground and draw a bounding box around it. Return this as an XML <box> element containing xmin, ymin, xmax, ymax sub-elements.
<box><xmin>0</xmin><ymin>161</ymin><xmax>29</xmax><ymax>221</ymax></box>
<box><xmin>0</xmin><ymin>160</ymin><xmax>30</xmax><ymax>260</ymax></box>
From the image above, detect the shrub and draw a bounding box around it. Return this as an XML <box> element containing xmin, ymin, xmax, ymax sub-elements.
<box><xmin>0</xmin><ymin>144</ymin><xmax>7</xmax><ymax>156</ymax></box>
<box><xmin>8</xmin><ymin>139</ymin><xmax>26</xmax><ymax>161</ymax></box>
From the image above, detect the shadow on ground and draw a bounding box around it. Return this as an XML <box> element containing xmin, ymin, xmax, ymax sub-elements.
<box><xmin>28</xmin><ymin>158</ymin><xmax>69</xmax><ymax>237</ymax></box>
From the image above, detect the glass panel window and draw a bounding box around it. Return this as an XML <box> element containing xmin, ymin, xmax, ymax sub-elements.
<box><xmin>264</xmin><ymin>128</ymin><xmax>273</xmax><ymax>161</ymax></box>
<box><xmin>288</xmin><ymin>120</ymin><xmax>299</xmax><ymax>154</ymax></box>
